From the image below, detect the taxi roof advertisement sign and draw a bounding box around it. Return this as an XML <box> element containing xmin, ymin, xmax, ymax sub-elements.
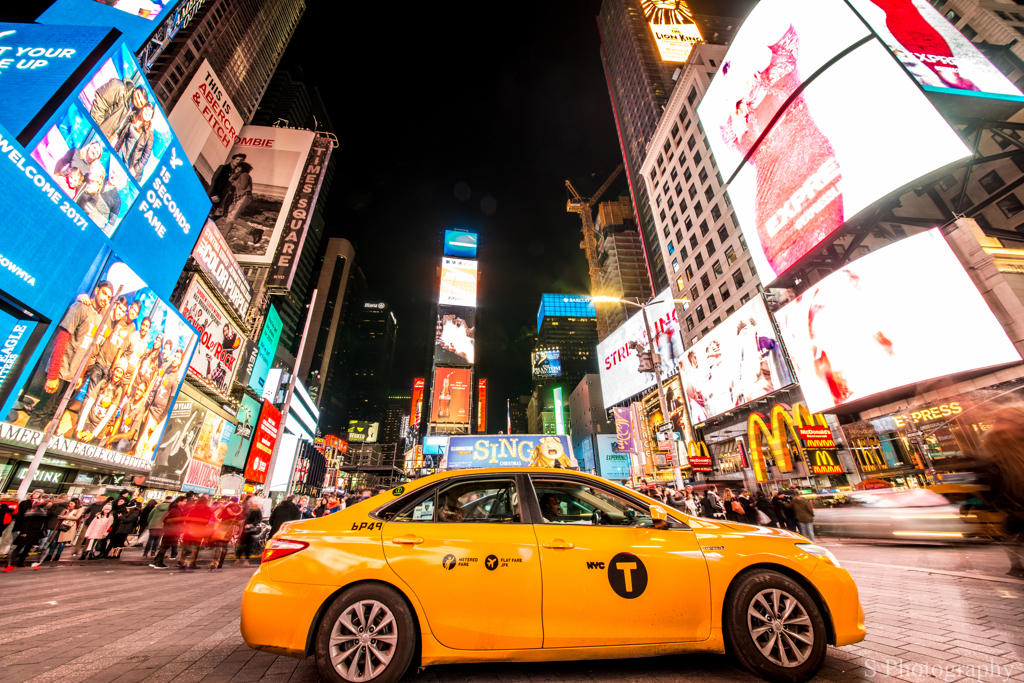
<box><xmin>445</xmin><ymin>435</ymin><xmax>577</xmax><ymax>469</ymax></box>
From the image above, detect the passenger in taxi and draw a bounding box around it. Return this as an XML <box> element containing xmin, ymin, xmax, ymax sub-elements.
<box><xmin>540</xmin><ymin>493</ymin><xmax>562</xmax><ymax>522</ymax></box>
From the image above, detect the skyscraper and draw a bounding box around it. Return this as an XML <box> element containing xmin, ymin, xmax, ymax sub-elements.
<box><xmin>347</xmin><ymin>301</ymin><xmax>398</xmax><ymax>429</ymax></box>
<box><xmin>531</xmin><ymin>295</ymin><xmax>600</xmax><ymax>434</ymax></box>
<box><xmin>146</xmin><ymin>0</ymin><xmax>306</xmax><ymax>122</ymax></box>
<box><xmin>594</xmin><ymin>194</ymin><xmax>652</xmax><ymax>338</ymax></box>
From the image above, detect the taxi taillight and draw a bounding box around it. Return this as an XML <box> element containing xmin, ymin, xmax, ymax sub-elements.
<box><xmin>261</xmin><ymin>539</ymin><xmax>309</xmax><ymax>563</ymax></box>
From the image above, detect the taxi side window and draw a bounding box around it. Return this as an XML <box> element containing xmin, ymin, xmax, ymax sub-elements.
<box><xmin>391</xmin><ymin>488</ymin><xmax>438</xmax><ymax>522</ymax></box>
<box><xmin>436</xmin><ymin>478</ymin><xmax>521</xmax><ymax>523</ymax></box>
<box><xmin>533</xmin><ymin>479</ymin><xmax>668</xmax><ymax>528</ymax></box>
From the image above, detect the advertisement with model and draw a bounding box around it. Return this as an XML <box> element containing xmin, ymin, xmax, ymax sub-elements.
<box><xmin>446</xmin><ymin>435</ymin><xmax>576</xmax><ymax>469</ymax></box>
<box><xmin>206</xmin><ymin>125</ymin><xmax>315</xmax><ymax>263</ymax></box>
<box><xmin>774</xmin><ymin>229</ymin><xmax>1021</xmax><ymax>413</ymax></box>
<box><xmin>697</xmin><ymin>0</ymin><xmax>969</xmax><ymax>285</ymax></box>
<box><xmin>177</xmin><ymin>276</ymin><xmax>243</xmax><ymax>396</ymax></box>
<box><xmin>431</xmin><ymin>367</ymin><xmax>471</xmax><ymax>424</ymax></box>
<box><xmin>532</xmin><ymin>349</ymin><xmax>561</xmax><ymax>378</ymax></box>
<box><xmin>680</xmin><ymin>295</ymin><xmax>794</xmax><ymax>425</ymax></box>
<box><xmin>596</xmin><ymin>289</ymin><xmax>684</xmax><ymax>408</ymax></box>
<box><xmin>167</xmin><ymin>60</ymin><xmax>244</xmax><ymax>184</ymax></box>
<box><xmin>224</xmin><ymin>394</ymin><xmax>260</xmax><ymax>469</ymax></box>
<box><xmin>148</xmin><ymin>398</ymin><xmax>206</xmax><ymax>490</ymax></box>
<box><xmin>181</xmin><ymin>410</ymin><xmax>234</xmax><ymax>494</ymax></box>
<box><xmin>434</xmin><ymin>306</ymin><xmax>475</xmax><ymax>366</ymax></box>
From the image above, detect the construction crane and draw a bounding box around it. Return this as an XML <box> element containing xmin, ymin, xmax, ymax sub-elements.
<box><xmin>566</xmin><ymin>162</ymin><xmax>624</xmax><ymax>339</ymax></box>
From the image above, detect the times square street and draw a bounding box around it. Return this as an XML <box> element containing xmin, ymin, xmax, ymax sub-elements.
<box><xmin>0</xmin><ymin>543</ymin><xmax>1021</xmax><ymax>683</ymax></box>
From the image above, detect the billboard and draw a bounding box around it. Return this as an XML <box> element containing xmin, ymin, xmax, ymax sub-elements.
<box><xmin>532</xmin><ymin>349</ymin><xmax>561</xmax><ymax>378</ymax></box>
<box><xmin>434</xmin><ymin>306</ymin><xmax>475</xmax><ymax>365</ymax></box>
<box><xmin>206</xmin><ymin>126</ymin><xmax>315</xmax><ymax>263</ymax></box>
<box><xmin>26</xmin><ymin>39</ymin><xmax>210</xmax><ymax>299</ymax></box>
<box><xmin>430</xmin><ymin>367</ymin><xmax>471</xmax><ymax>424</ymax></box>
<box><xmin>0</xmin><ymin>23</ymin><xmax>115</xmax><ymax>138</ymax></box>
<box><xmin>189</xmin><ymin>219</ymin><xmax>253</xmax><ymax>319</ymax></box>
<box><xmin>680</xmin><ymin>296</ymin><xmax>794</xmax><ymax>425</ymax></box>
<box><xmin>698</xmin><ymin>1</ymin><xmax>970</xmax><ymax>284</ymax></box>
<box><xmin>167</xmin><ymin>60</ymin><xmax>243</xmax><ymax>184</ymax></box>
<box><xmin>7</xmin><ymin>254</ymin><xmax>198</xmax><ymax>467</ymax></box>
<box><xmin>446</xmin><ymin>435</ymin><xmax>577</xmax><ymax>469</ymax></box>
<box><xmin>597</xmin><ymin>289</ymin><xmax>684</xmax><ymax>408</ymax></box>
<box><xmin>596</xmin><ymin>434</ymin><xmax>631</xmax><ymax>482</ymax></box>
<box><xmin>439</xmin><ymin>257</ymin><xmax>477</xmax><ymax>308</ymax></box>
<box><xmin>244</xmin><ymin>400</ymin><xmax>280</xmax><ymax>484</ymax></box>
<box><xmin>640</xmin><ymin>0</ymin><xmax>702</xmax><ymax>63</ymax></box>
<box><xmin>477</xmin><ymin>378</ymin><xmax>487</xmax><ymax>433</ymax></box>
<box><xmin>224</xmin><ymin>394</ymin><xmax>260</xmax><ymax>469</ymax></box>
<box><xmin>774</xmin><ymin>229</ymin><xmax>1021</xmax><ymax>413</ymax></box>
<box><xmin>178</xmin><ymin>276</ymin><xmax>243</xmax><ymax>396</ymax></box>
<box><xmin>148</xmin><ymin>398</ymin><xmax>205</xmax><ymax>489</ymax></box>
<box><xmin>248</xmin><ymin>304</ymin><xmax>282</xmax><ymax>395</ymax></box>
<box><xmin>181</xmin><ymin>409</ymin><xmax>233</xmax><ymax>494</ymax></box>
<box><xmin>848</xmin><ymin>0</ymin><xmax>1024</xmax><ymax>101</ymax></box>
<box><xmin>537</xmin><ymin>294</ymin><xmax>596</xmax><ymax>332</ymax></box>
<box><xmin>37</xmin><ymin>0</ymin><xmax>185</xmax><ymax>52</ymax></box>
<box><xmin>443</xmin><ymin>230</ymin><xmax>478</xmax><ymax>259</ymax></box>
<box><xmin>410</xmin><ymin>378</ymin><xmax>425</xmax><ymax>430</ymax></box>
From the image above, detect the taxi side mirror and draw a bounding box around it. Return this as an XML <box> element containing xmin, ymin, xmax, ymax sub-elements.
<box><xmin>650</xmin><ymin>504</ymin><xmax>668</xmax><ymax>522</ymax></box>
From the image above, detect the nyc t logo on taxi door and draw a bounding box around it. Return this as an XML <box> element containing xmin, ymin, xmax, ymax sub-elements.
<box><xmin>608</xmin><ymin>553</ymin><xmax>648</xmax><ymax>599</ymax></box>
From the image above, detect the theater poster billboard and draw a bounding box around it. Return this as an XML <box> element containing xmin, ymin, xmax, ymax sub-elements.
<box><xmin>181</xmin><ymin>410</ymin><xmax>233</xmax><ymax>494</ymax></box>
<box><xmin>446</xmin><ymin>435</ymin><xmax>576</xmax><ymax>469</ymax></box>
<box><xmin>177</xmin><ymin>276</ymin><xmax>243</xmax><ymax>396</ymax></box>
<box><xmin>148</xmin><ymin>398</ymin><xmax>206</xmax><ymax>489</ymax></box>
<box><xmin>190</xmin><ymin>219</ymin><xmax>253</xmax><ymax>319</ymax></box>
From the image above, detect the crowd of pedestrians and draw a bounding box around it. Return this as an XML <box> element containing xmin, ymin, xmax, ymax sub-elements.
<box><xmin>643</xmin><ymin>483</ymin><xmax>816</xmax><ymax>540</ymax></box>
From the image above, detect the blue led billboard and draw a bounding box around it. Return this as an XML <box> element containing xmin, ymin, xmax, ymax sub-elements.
<box><xmin>536</xmin><ymin>293</ymin><xmax>596</xmax><ymax>331</ymax></box>
<box><xmin>37</xmin><ymin>0</ymin><xmax>185</xmax><ymax>53</ymax></box>
<box><xmin>248</xmin><ymin>305</ymin><xmax>283</xmax><ymax>395</ymax></box>
<box><xmin>0</xmin><ymin>23</ymin><xmax>115</xmax><ymax>138</ymax></box>
<box><xmin>446</xmin><ymin>435</ymin><xmax>576</xmax><ymax>469</ymax></box>
<box><xmin>443</xmin><ymin>230</ymin><xmax>478</xmax><ymax>259</ymax></box>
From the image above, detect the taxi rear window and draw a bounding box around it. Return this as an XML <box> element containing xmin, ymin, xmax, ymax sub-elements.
<box><xmin>378</xmin><ymin>486</ymin><xmax>438</xmax><ymax>521</ymax></box>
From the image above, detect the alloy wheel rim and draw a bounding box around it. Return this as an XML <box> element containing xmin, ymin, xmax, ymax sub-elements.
<box><xmin>329</xmin><ymin>599</ymin><xmax>398</xmax><ymax>681</ymax></box>
<box><xmin>746</xmin><ymin>588</ymin><xmax>814</xmax><ymax>667</ymax></box>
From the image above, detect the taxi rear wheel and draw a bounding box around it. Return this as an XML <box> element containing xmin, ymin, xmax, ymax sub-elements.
<box><xmin>315</xmin><ymin>584</ymin><xmax>416</xmax><ymax>683</ymax></box>
<box><xmin>724</xmin><ymin>570</ymin><xmax>827</xmax><ymax>683</ymax></box>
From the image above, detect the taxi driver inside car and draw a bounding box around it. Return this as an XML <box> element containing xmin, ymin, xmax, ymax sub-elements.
<box><xmin>241</xmin><ymin>468</ymin><xmax>864</xmax><ymax>683</ymax></box>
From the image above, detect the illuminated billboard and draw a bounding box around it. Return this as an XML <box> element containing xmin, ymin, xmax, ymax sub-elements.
<box><xmin>178</xmin><ymin>276</ymin><xmax>243</xmax><ymax>397</ymax></box>
<box><xmin>224</xmin><ymin>394</ymin><xmax>260</xmax><ymax>469</ymax></box>
<box><xmin>248</xmin><ymin>304</ymin><xmax>282</xmax><ymax>395</ymax></box>
<box><xmin>244</xmin><ymin>400</ymin><xmax>281</xmax><ymax>484</ymax></box>
<box><xmin>532</xmin><ymin>349</ymin><xmax>562</xmax><ymax>378</ymax></box>
<box><xmin>181</xmin><ymin>409</ymin><xmax>233</xmax><ymax>494</ymax></box>
<box><xmin>410</xmin><ymin>378</ymin><xmax>425</xmax><ymax>430</ymax></box>
<box><xmin>38</xmin><ymin>0</ymin><xmax>185</xmax><ymax>52</ymax></box>
<box><xmin>148</xmin><ymin>398</ymin><xmax>205</xmax><ymax>490</ymax></box>
<box><xmin>439</xmin><ymin>257</ymin><xmax>477</xmax><ymax>308</ymax></box>
<box><xmin>434</xmin><ymin>306</ymin><xmax>475</xmax><ymax>365</ymax></box>
<box><xmin>24</xmin><ymin>38</ymin><xmax>210</xmax><ymax>299</ymax></box>
<box><xmin>641</xmin><ymin>0</ymin><xmax>703</xmax><ymax>63</ymax></box>
<box><xmin>680</xmin><ymin>296</ymin><xmax>794</xmax><ymax>425</ymax></box>
<box><xmin>597</xmin><ymin>289</ymin><xmax>684</xmax><ymax>408</ymax></box>
<box><xmin>536</xmin><ymin>293</ymin><xmax>596</xmax><ymax>331</ymax></box>
<box><xmin>430</xmin><ymin>367</ymin><xmax>471</xmax><ymax>424</ymax></box>
<box><xmin>207</xmin><ymin>126</ymin><xmax>315</xmax><ymax>265</ymax></box>
<box><xmin>190</xmin><ymin>219</ymin><xmax>253</xmax><ymax>320</ymax></box>
<box><xmin>443</xmin><ymin>230</ymin><xmax>478</xmax><ymax>259</ymax></box>
<box><xmin>847</xmin><ymin>0</ymin><xmax>1024</xmax><ymax>102</ymax></box>
<box><xmin>774</xmin><ymin>229</ymin><xmax>1021</xmax><ymax>413</ymax></box>
<box><xmin>477</xmin><ymin>378</ymin><xmax>487</xmax><ymax>433</ymax></box>
<box><xmin>167</xmin><ymin>60</ymin><xmax>244</xmax><ymax>185</ymax></box>
<box><xmin>446</xmin><ymin>435</ymin><xmax>576</xmax><ymax>469</ymax></box>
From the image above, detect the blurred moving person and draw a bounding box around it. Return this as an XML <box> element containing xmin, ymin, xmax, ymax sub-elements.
<box><xmin>269</xmin><ymin>495</ymin><xmax>301</xmax><ymax>538</ymax></box>
<box><xmin>209</xmin><ymin>497</ymin><xmax>243</xmax><ymax>571</ymax></box>
<box><xmin>178</xmin><ymin>496</ymin><xmax>214</xmax><ymax>572</ymax></box>
<box><xmin>786</xmin><ymin>491</ymin><xmax>816</xmax><ymax>541</ymax></box>
<box><xmin>234</xmin><ymin>497</ymin><xmax>263</xmax><ymax>567</ymax></box>
<box><xmin>978</xmin><ymin>404</ymin><xmax>1024</xmax><ymax>579</ymax></box>
<box><xmin>4</xmin><ymin>500</ymin><xmax>48</xmax><ymax>571</ymax></box>
<box><xmin>143</xmin><ymin>496</ymin><xmax>172</xmax><ymax>558</ymax></box>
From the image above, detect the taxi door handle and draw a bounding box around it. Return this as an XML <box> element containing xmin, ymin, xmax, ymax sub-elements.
<box><xmin>391</xmin><ymin>536</ymin><xmax>424</xmax><ymax>545</ymax></box>
<box><xmin>541</xmin><ymin>539</ymin><xmax>574</xmax><ymax>550</ymax></box>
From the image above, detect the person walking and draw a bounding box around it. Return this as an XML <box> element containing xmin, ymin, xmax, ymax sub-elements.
<box><xmin>83</xmin><ymin>503</ymin><xmax>114</xmax><ymax>560</ymax></box>
<box><xmin>150</xmin><ymin>497</ymin><xmax>187</xmax><ymax>569</ymax></box>
<box><xmin>737</xmin><ymin>491</ymin><xmax>759</xmax><ymax>525</ymax></box>
<box><xmin>178</xmin><ymin>496</ymin><xmax>213</xmax><ymax>572</ymax></box>
<box><xmin>38</xmin><ymin>493</ymin><xmax>68</xmax><ymax>557</ymax></box>
<box><xmin>268</xmin><ymin>495</ymin><xmax>301</xmax><ymax>538</ymax></box>
<box><xmin>723</xmin><ymin>489</ymin><xmax>746</xmax><ymax>523</ymax></box>
<box><xmin>73</xmin><ymin>495</ymin><xmax>108</xmax><ymax>557</ymax></box>
<box><xmin>755</xmin><ymin>490</ymin><xmax>779</xmax><ymax>528</ymax></box>
<box><xmin>701</xmin><ymin>486</ymin><xmax>725</xmax><ymax>519</ymax></box>
<box><xmin>786</xmin><ymin>492</ymin><xmax>816</xmax><ymax>541</ymax></box>
<box><xmin>138</xmin><ymin>498</ymin><xmax>157</xmax><ymax>537</ymax></box>
<box><xmin>108</xmin><ymin>502</ymin><xmax>140</xmax><ymax>557</ymax></box>
<box><xmin>234</xmin><ymin>498</ymin><xmax>264</xmax><ymax>567</ymax></box>
<box><xmin>683</xmin><ymin>488</ymin><xmax>700</xmax><ymax>516</ymax></box>
<box><xmin>43</xmin><ymin>499</ymin><xmax>83</xmax><ymax>562</ymax></box>
<box><xmin>208</xmin><ymin>497</ymin><xmax>243</xmax><ymax>571</ymax></box>
<box><xmin>976</xmin><ymin>403</ymin><xmax>1024</xmax><ymax>579</ymax></box>
<box><xmin>3</xmin><ymin>500</ymin><xmax>48</xmax><ymax>571</ymax></box>
<box><xmin>143</xmin><ymin>496</ymin><xmax>172</xmax><ymax>558</ymax></box>
<box><xmin>771</xmin><ymin>490</ymin><xmax>789</xmax><ymax>529</ymax></box>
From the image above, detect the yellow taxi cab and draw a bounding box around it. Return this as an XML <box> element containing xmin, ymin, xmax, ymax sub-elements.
<box><xmin>240</xmin><ymin>468</ymin><xmax>865</xmax><ymax>683</ymax></box>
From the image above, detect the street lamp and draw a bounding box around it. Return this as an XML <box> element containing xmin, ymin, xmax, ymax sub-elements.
<box><xmin>592</xmin><ymin>295</ymin><xmax>690</xmax><ymax>489</ymax></box>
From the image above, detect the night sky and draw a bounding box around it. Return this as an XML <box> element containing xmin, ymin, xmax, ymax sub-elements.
<box><xmin>280</xmin><ymin>1</ymin><xmax>628</xmax><ymax>428</ymax></box>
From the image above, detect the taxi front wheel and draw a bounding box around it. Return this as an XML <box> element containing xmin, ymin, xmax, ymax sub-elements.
<box><xmin>724</xmin><ymin>570</ymin><xmax>827</xmax><ymax>683</ymax></box>
<box><xmin>315</xmin><ymin>584</ymin><xmax>417</xmax><ymax>683</ymax></box>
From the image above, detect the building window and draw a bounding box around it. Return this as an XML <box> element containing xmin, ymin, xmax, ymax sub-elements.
<box><xmin>657</xmin><ymin>154</ymin><xmax>664</xmax><ymax>167</ymax></box>
<box><xmin>678</xmin><ymin>275</ymin><xmax>687</xmax><ymax>291</ymax></box>
<box><xmin>663</xmin><ymin>139</ymin><xmax>672</xmax><ymax>154</ymax></box>
<box><xmin>740</xmin><ymin>292</ymin><xmax>751</xmax><ymax>304</ymax></box>
<box><xmin>699</xmin><ymin>220</ymin><xmax>710</xmax><ymax>237</ymax></box>
<box><xmin>663</xmin><ymin>181</ymin><xmax>670</xmax><ymax>195</ymax></box>
<box><xmin>671</xmin><ymin>122</ymin><xmax>680</xmax><ymax>138</ymax></box>
<box><xmin>695</xmin><ymin>252</ymin><xmax>704</xmax><ymax>268</ymax></box>
<box><xmin>707</xmin><ymin>294</ymin><xmax>717</xmax><ymax>312</ymax></box>
<box><xmin>688</xmin><ymin>86</ymin><xmax>698</xmax><ymax>105</ymax></box>
<box><xmin>726</xmin><ymin>305</ymin><xmax>735</xmax><ymax>316</ymax></box>
<box><xmin>719</xmin><ymin>283</ymin><xmax>731</xmax><ymax>300</ymax></box>
<box><xmin>685</xmin><ymin>265</ymin><xmax>694</xmax><ymax>281</ymax></box>
<box><xmin>671</xmin><ymin>213</ymin><xmax>679</xmax><ymax>226</ymax></box>
<box><xmin>656</xmin><ymin>194</ymin><xmax>663</xmax><ymax>207</ymax></box>
<box><xmin>686</xmin><ymin>315</ymin><xmax>695</xmax><ymax>331</ymax></box>
<box><xmin>700</xmin><ymin>273</ymin><xmax>711</xmax><ymax>291</ymax></box>
<box><xmin>680</xmin><ymin>245</ymin><xmax>688</xmax><ymax>260</ymax></box>
<box><xmin>688</xmin><ymin>134</ymin><xmax>697</xmax><ymax>150</ymax></box>
<box><xmin>698</xmin><ymin>168</ymin><xmax>709</xmax><ymax>185</ymax></box>
<box><xmin>945</xmin><ymin>9</ymin><xmax>961</xmax><ymax>24</ymax></box>
<box><xmin>694</xmin><ymin>150</ymin><xmax>702</xmax><ymax>165</ymax></box>
<box><xmin>704</xmin><ymin>186</ymin><xmax>715</xmax><ymax>202</ymax></box>
<box><xmin>747</xmin><ymin>257</ymin><xmax>758</xmax><ymax>275</ymax></box>
<box><xmin>998</xmin><ymin>193</ymin><xmax>1024</xmax><ymax>218</ymax></box>
<box><xmin>675</xmin><ymin>229</ymin><xmax>684</xmax><ymax>243</ymax></box>
<box><xmin>690</xmin><ymin>234</ymin><xmax>699</xmax><ymax>249</ymax></box>
<box><xmin>668</xmin><ymin>242</ymin><xmax>676</xmax><ymax>255</ymax></box>
<box><xmin>716</xmin><ymin>171</ymin><xmax>724</xmax><ymax>186</ymax></box>
<box><xmin>684</xmin><ymin>167</ymin><xmax>692</xmax><ymax>182</ymax></box>
<box><xmin>974</xmin><ymin>212</ymin><xmax>994</xmax><ymax>230</ymax></box>
<box><xmin>995</xmin><ymin>129</ymin><xmax>1022</xmax><ymax>150</ymax></box>
<box><xmin>711</xmin><ymin>204</ymin><xmax>722</xmax><ymax>222</ymax></box>
<box><xmin>712</xmin><ymin>260</ymin><xmax>724</xmax><ymax>278</ymax></box>
<box><xmin>660</xmin><ymin>209</ymin><xmax>667</xmax><ymax>222</ymax></box>
<box><xmin>664</xmin><ymin>225</ymin><xmax>671</xmax><ymax>238</ymax></box>
<box><xmin>979</xmin><ymin>170</ymin><xmax>1006</xmax><ymax>194</ymax></box>
<box><xmin>696</xmin><ymin>305</ymin><xmax>706</xmax><ymax>322</ymax></box>
<box><xmin>690</xmin><ymin>284</ymin><xmax>699</xmax><ymax>301</ymax></box>
<box><xmin>670</xmin><ymin>167</ymin><xmax>678</xmax><ymax>181</ymax></box>
<box><xmin>960</xmin><ymin>24</ymin><xmax>978</xmax><ymax>41</ymax></box>
<box><xmin>181</xmin><ymin>47</ymin><xmax>195</xmax><ymax>69</ymax></box>
<box><xmin>717</xmin><ymin>225</ymin><xmax>729</xmax><ymax>243</ymax></box>
<box><xmin>685</xmin><ymin>216</ymin><xmax>693</xmax><ymax>231</ymax></box>
<box><xmin>650</xmin><ymin>170</ymin><xmax>658</xmax><ymax>184</ymax></box>
<box><xmin>725</xmin><ymin>245</ymin><xmax>737</xmax><ymax>266</ymax></box>
<box><xmin>689</xmin><ymin>184</ymin><xmax>698</xmax><ymax>199</ymax></box>
<box><xmin>675</xmin><ymin>181</ymin><xmax>684</xmax><ymax>196</ymax></box>
<box><xmin>738</xmin><ymin>232</ymin><xmax>748</xmax><ymax>252</ymax></box>
<box><xmin>672</xmin><ymin>257</ymin><xmax>679</xmax><ymax>272</ymax></box>
<box><xmin>667</xmin><ymin>196</ymin><xmax>675</xmax><ymax>209</ymax></box>
<box><xmin>706</xmin><ymin>240</ymin><xmax>716</xmax><ymax>257</ymax></box>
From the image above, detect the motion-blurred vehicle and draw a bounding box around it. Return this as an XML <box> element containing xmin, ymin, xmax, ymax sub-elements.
<box><xmin>813</xmin><ymin>488</ymin><xmax>999</xmax><ymax>542</ymax></box>
<box><xmin>241</xmin><ymin>468</ymin><xmax>865</xmax><ymax>683</ymax></box>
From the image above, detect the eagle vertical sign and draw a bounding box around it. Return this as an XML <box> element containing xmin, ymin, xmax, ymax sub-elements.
<box><xmin>267</xmin><ymin>135</ymin><xmax>332</xmax><ymax>290</ymax></box>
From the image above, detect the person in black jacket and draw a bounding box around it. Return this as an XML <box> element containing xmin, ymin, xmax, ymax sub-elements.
<box><xmin>108</xmin><ymin>503</ymin><xmax>141</xmax><ymax>556</ymax></box>
<box><xmin>4</xmin><ymin>500</ymin><xmax>48</xmax><ymax>571</ymax></box>
<box><xmin>700</xmin><ymin>487</ymin><xmax>725</xmax><ymax>519</ymax></box>
<box><xmin>268</xmin><ymin>495</ymin><xmax>301</xmax><ymax>538</ymax></box>
<box><xmin>234</xmin><ymin>498</ymin><xmax>264</xmax><ymax>566</ymax></box>
<box><xmin>755</xmin><ymin>491</ymin><xmax>779</xmax><ymax>528</ymax></box>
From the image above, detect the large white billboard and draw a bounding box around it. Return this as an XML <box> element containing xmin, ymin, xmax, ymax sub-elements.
<box><xmin>680</xmin><ymin>296</ymin><xmax>795</xmax><ymax>425</ymax></box>
<box><xmin>597</xmin><ymin>289</ymin><xmax>684</xmax><ymax>408</ymax></box>
<box><xmin>168</xmin><ymin>60</ymin><xmax>244</xmax><ymax>187</ymax></box>
<box><xmin>698</xmin><ymin>0</ymin><xmax>970</xmax><ymax>286</ymax></box>
<box><xmin>775</xmin><ymin>229</ymin><xmax>1021</xmax><ymax>413</ymax></box>
<box><xmin>439</xmin><ymin>257</ymin><xmax>477</xmax><ymax>308</ymax></box>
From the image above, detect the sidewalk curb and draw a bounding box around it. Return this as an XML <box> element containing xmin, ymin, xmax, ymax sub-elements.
<box><xmin>842</xmin><ymin>559</ymin><xmax>1024</xmax><ymax>584</ymax></box>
